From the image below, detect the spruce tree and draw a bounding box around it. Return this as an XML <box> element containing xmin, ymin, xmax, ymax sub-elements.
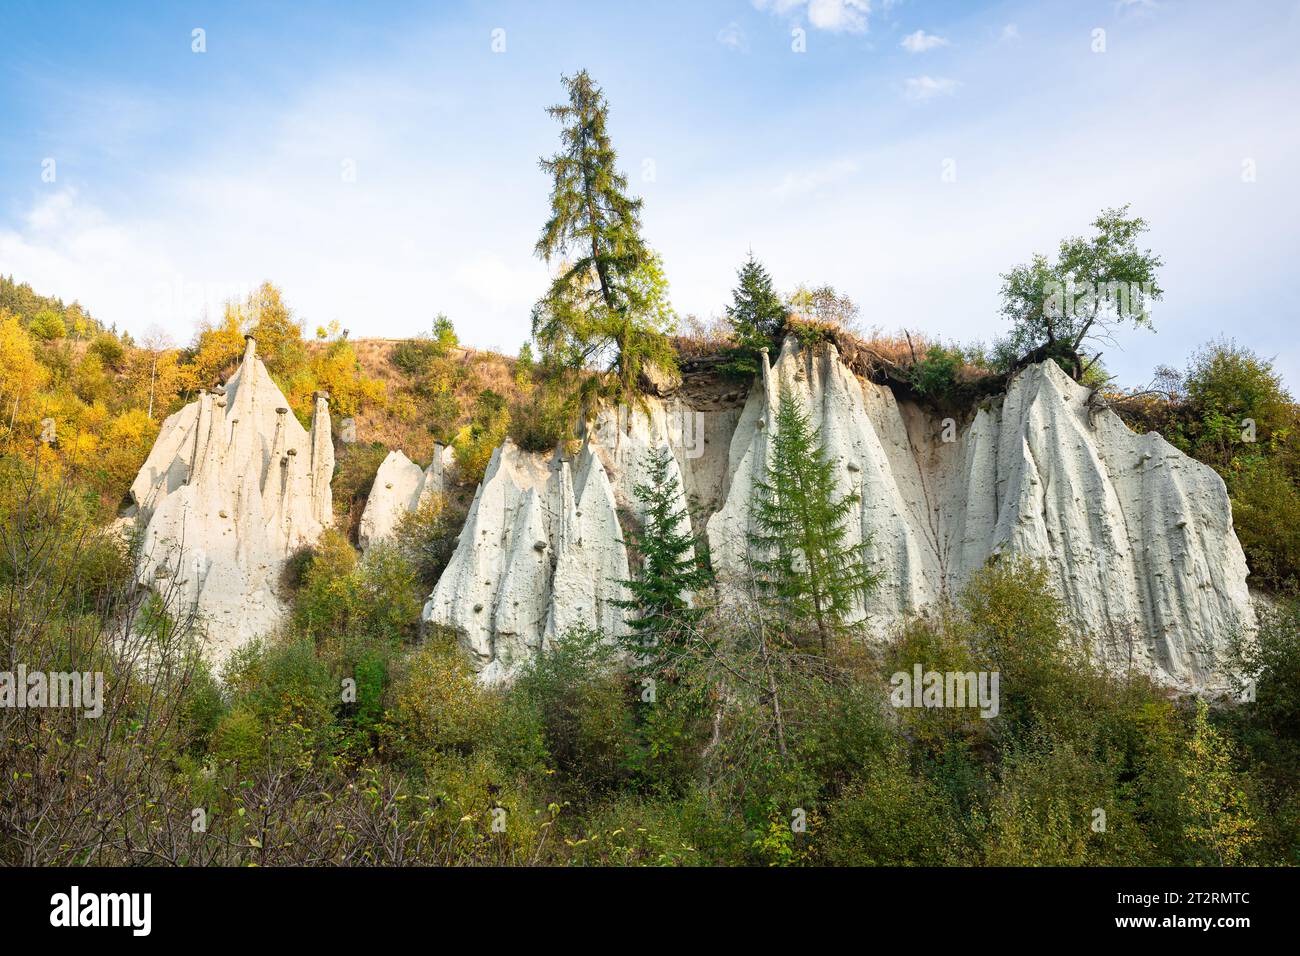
<box><xmin>728</xmin><ymin>253</ymin><xmax>787</xmax><ymax>347</ymax></box>
<box><xmin>615</xmin><ymin>444</ymin><xmax>709</xmax><ymax>671</ymax></box>
<box><xmin>532</xmin><ymin>70</ymin><xmax>676</xmax><ymax>409</ymax></box>
<box><xmin>722</xmin><ymin>254</ymin><xmax>787</xmax><ymax>377</ymax></box>
<box><xmin>749</xmin><ymin>387</ymin><xmax>878</xmax><ymax>650</ymax></box>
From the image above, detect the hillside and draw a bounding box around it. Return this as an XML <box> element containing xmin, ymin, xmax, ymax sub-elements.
<box><xmin>4</xmin><ymin>277</ymin><xmax>1299</xmax><ymax>869</ymax></box>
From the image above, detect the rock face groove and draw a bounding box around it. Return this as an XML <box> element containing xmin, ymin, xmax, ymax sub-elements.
<box><xmin>129</xmin><ymin>335</ymin><xmax>334</xmax><ymax>663</ymax></box>
<box><xmin>707</xmin><ymin>339</ymin><xmax>1254</xmax><ymax>691</ymax></box>
<box><xmin>430</xmin><ymin>338</ymin><xmax>1254</xmax><ymax>691</ymax></box>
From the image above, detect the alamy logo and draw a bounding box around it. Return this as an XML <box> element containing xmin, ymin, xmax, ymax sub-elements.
<box><xmin>0</xmin><ymin>667</ymin><xmax>104</xmax><ymax>717</ymax></box>
<box><xmin>50</xmin><ymin>886</ymin><xmax>151</xmax><ymax>936</ymax></box>
<box><xmin>889</xmin><ymin>664</ymin><xmax>1000</xmax><ymax>718</ymax></box>
<box><xmin>1043</xmin><ymin>279</ymin><xmax>1154</xmax><ymax>321</ymax></box>
<box><xmin>611</xmin><ymin>406</ymin><xmax>707</xmax><ymax>459</ymax></box>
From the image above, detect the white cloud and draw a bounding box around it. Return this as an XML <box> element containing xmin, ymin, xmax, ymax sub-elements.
<box><xmin>0</xmin><ymin>75</ymin><xmax>552</xmax><ymax>346</ymax></box>
<box><xmin>1000</xmin><ymin>23</ymin><xmax>1021</xmax><ymax>42</ymax></box>
<box><xmin>901</xmin><ymin>29</ymin><xmax>949</xmax><ymax>53</ymax></box>
<box><xmin>0</xmin><ymin>189</ymin><xmax>194</xmax><ymax>329</ymax></box>
<box><xmin>903</xmin><ymin>75</ymin><xmax>959</xmax><ymax>100</ymax></box>
<box><xmin>717</xmin><ymin>21</ymin><xmax>747</xmax><ymax>51</ymax></box>
<box><xmin>772</xmin><ymin>158</ymin><xmax>860</xmax><ymax>200</ymax></box>
<box><xmin>752</xmin><ymin>0</ymin><xmax>874</xmax><ymax>34</ymax></box>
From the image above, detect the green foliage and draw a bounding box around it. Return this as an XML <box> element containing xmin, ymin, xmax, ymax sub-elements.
<box><xmin>531</xmin><ymin>70</ymin><xmax>677</xmax><ymax>410</ymax></box>
<box><xmin>431</xmin><ymin>313</ymin><xmax>458</xmax><ymax>351</ymax></box>
<box><xmin>511</xmin><ymin>627</ymin><xmax>635</xmax><ymax>803</ymax></box>
<box><xmin>721</xmin><ymin>254</ymin><xmax>787</xmax><ymax>378</ymax></box>
<box><xmin>1231</xmin><ymin>461</ymin><xmax>1300</xmax><ymax>591</ymax></box>
<box><xmin>287</xmin><ymin>529</ymin><xmax>423</xmax><ymax>745</ymax></box>
<box><xmin>908</xmin><ymin>344</ymin><xmax>963</xmax><ymax>397</ymax></box>
<box><xmin>1178</xmin><ymin>700</ymin><xmax>1260</xmax><ymax>865</ymax></box>
<box><xmin>960</xmin><ymin>558</ymin><xmax>1085</xmax><ymax>742</ymax></box>
<box><xmin>978</xmin><ymin>738</ymin><xmax>1135</xmax><ymax>865</ymax></box>
<box><xmin>1181</xmin><ymin>339</ymin><xmax>1295</xmax><ymax>474</ymax></box>
<box><xmin>88</xmin><ymin>331</ymin><xmax>126</xmax><ymax>370</ymax></box>
<box><xmin>28</xmin><ymin>308</ymin><xmax>67</xmax><ymax>340</ymax></box>
<box><xmin>247</xmin><ymin>281</ymin><xmax>307</xmax><ymax>381</ymax></box>
<box><xmin>386</xmin><ymin>637</ymin><xmax>536</xmax><ymax>766</ymax></box>
<box><xmin>222</xmin><ymin>636</ymin><xmax>339</xmax><ymax>741</ymax></box>
<box><xmin>1138</xmin><ymin>341</ymin><xmax>1299</xmax><ymax>592</ymax></box>
<box><xmin>391</xmin><ymin>314</ymin><xmax>460</xmax><ymax>377</ymax></box>
<box><xmin>507</xmin><ymin>348</ymin><xmax>579</xmax><ymax>452</ymax></box>
<box><xmin>330</xmin><ymin>440</ymin><xmax>389</xmax><ymax>528</ymax></box>
<box><xmin>821</xmin><ymin>748</ymin><xmax>965</xmax><ymax>865</ymax></box>
<box><xmin>2</xmin><ymin>274</ymin><xmax>102</xmax><ymax>337</ymax></box>
<box><xmin>999</xmin><ymin>205</ymin><xmax>1163</xmax><ymax>377</ymax></box>
<box><xmin>749</xmin><ymin>387</ymin><xmax>879</xmax><ymax>649</ymax></box>
<box><xmin>453</xmin><ymin>388</ymin><xmax>510</xmax><ymax>484</ymax></box>
<box><xmin>393</xmin><ymin>492</ymin><xmax>465</xmax><ymax>591</ymax></box>
<box><xmin>615</xmin><ymin>444</ymin><xmax>710</xmax><ymax>668</ymax></box>
<box><xmin>5</xmin><ymin>452</ymin><xmax>1298</xmax><ymax>866</ymax></box>
<box><xmin>786</xmin><ymin>284</ymin><xmax>860</xmax><ymax>333</ymax></box>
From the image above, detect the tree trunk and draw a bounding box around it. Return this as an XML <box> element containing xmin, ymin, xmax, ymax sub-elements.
<box><xmin>755</xmin><ymin>611</ymin><xmax>788</xmax><ymax>759</ymax></box>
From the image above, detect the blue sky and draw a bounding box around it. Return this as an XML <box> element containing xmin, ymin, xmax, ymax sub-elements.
<box><xmin>1</xmin><ymin>0</ymin><xmax>1297</xmax><ymax>389</ymax></box>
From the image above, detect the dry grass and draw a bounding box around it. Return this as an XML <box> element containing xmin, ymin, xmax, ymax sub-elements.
<box><xmin>329</xmin><ymin>339</ymin><xmax>521</xmax><ymax>464</ymax></box>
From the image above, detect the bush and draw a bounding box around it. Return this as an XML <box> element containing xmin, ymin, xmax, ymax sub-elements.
<box><xmin>88</xmin><ymin>332</ymin><xmax>125</xmax><ymax>369</ymax></box>
<box><xmin>454</xmin><ymin>389</ymin><xmax>510</xmax><ymax>484</ymax></box>
<box><xmin>293</xmin><ymin>531</ymin><xmax>423</xmax><ymax>656</ymax></box>
<box><xmin>394</xmin><ymin>493</ymin><xmax>465</xmax><ymax>591</ymax></box>
<box><xmin>908</xmin><ymin>344</ymin><xmax>962</xmax><ymax>398</ymax></box>
<box><xmin>331</xmin><ymin>441</ymin><xmax>389</xmax><ymax>527</ymax></box>
<box><xmin>977</xmin><ymin>738</ymin><xmax>1143</xmax><ymax>865</ymax></box>
<box><xmin>1230</xmin><ymin>460</ymin><xmax>1300</xmax><ymax>592</ymax></box>
<box><xmin>221</xmin><ymin>636</ymin><xmax>339</xmax><ymax>749</ymax></box>
<box><xmin>391</xmin><ymin>337</ymin><xmax>443</xmax><ymax>377</ymax></box>
<box><xmin>387</xmin><ymin>641</ymin><xmax>501</xmax><ymax>757</ymax></box>
<box><xmin>510</xmin><ymin>628</ymin><xmax>634</xmax><ymax>803</ymax></box>
<box><xmin>821</xmin><ymin>749</ymin><xmax>966</xmax><ymax>865</ymax></box>
<box><xmin>28</xmin><ymin>308</ymin><xmax>66</xmax><ymax>340</ymax></box>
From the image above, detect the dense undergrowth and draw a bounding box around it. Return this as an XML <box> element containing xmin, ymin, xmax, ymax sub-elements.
<box><xmin>2</xmin><ymin>448</ymin><xmax>1298</xmax><ymax>866</ymax></box>
<box><xmin>3</xmin><ymin>271</ymin><xmax>1300</xmax><ymax>866</ymax></box>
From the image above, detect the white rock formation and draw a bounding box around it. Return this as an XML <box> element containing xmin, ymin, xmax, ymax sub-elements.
<box><xmin>130</xmin><ymin>336</ymin><xmax>334</xmax><ymax>663</ymax></box>
<box><xmin>705</xmin><ymin>339</ymin><xmax>1254</xmax><ymax>691</ymax></box>
<box><xmin>358</xmin><ymin>444</ymin><xmax>455</xmax><ymax>551</ymax></box>
<box><xmin>425</xmin><ymin>337</ymin><xmax>1253</xmax><ymax>691</ymax></box>
<box><xmin>422</xmin><ymin>439</ymin><xmax>633</xmax><ymax>683</ymax></box>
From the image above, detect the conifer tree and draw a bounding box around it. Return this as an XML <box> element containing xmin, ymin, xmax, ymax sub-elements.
<box><xmin>728</xmin><ymin>253</ymin><xmax>787</xmax><ymax>348</ymax></box>
<box><xmin>615</xmin><ymin>445</ymin><xmax>709</xmax><ymax>671</ymax></box>
<box><xmin>532</xmin><ymin>70</ymin><xmax>676</xmax><ymax>409</ymax></box>
<box><xmin>749</xmin><ymin>387</ymin><xmax>878</xmax><ymax>650</ymax></box>
<box><xmin>721</xmin><ymin>254</ymin><xmax>787</xmax><ymax>378</ymax></box>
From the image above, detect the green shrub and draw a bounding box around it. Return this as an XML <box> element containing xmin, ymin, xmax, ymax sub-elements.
<box><xmin>88</xmin><ymin>332</ymin><xmax>125</xmax><ymax>370</ymax></box>
<box><xmin>292</xmin><ymin>531</ymin><xmax>422</xmax><ymax>654</ymax></box>
<box><xmin>222</xmin><ymin>636</ymin><xmax>339</xmax><ymax>741</ymax></box>
<box><xmin>390</xmin><ymin>337</ymin><xmax>443</xmax><ymax>377</ymax></box>
<box><xmin>977</xmin><ymin>737</ymin><xmax>1144</xmax><ymax>865</ymax></box>
<box><xmin>209</xmin><ymin>706</ymin><xmax>268</xmax><ymax>767</ymax></box>
<box><xmin>331</xmin><ymin>441</ymin><xmax>389</xmax><ymax>526</ymax></box>
<box><xmin>821</xmin><ymin>749</ymin><xmax>966</xmax><ymax>865</ymax></box>
<box><xmin>1230</xmin><ymin>461</ymin><xmax>1300</xmax><ymax>592</ymax></box>
<box><xmin>511</xmin><ymin>628</ymin><xmax>634</xmax><ymax>803</ymax></box>
<box><xmin>908</xmin><ymin>344</ymin><xmax>962</xmax><ymax>398</ymax></box>
<box><xmin>394</xmin><ymin>493</ymin><xmax>465</xmax><ymax>591</ymax></box>
<box><xmin>454</xmin><ymin>389</ymin><xmax>510</xmax><ymax>485</ymax></box>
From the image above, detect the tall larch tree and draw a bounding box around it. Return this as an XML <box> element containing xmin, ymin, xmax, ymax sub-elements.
<box><xmin>532</xmin><ymin>70</ymin><xmax>676</xmax><ymax>411</ymax></box>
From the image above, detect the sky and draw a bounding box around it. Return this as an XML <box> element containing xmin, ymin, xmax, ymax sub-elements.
<box><xmin>1</xmin><ymin>0</ymin><xmax>1298</xmax><ymax>389</ymax></box>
